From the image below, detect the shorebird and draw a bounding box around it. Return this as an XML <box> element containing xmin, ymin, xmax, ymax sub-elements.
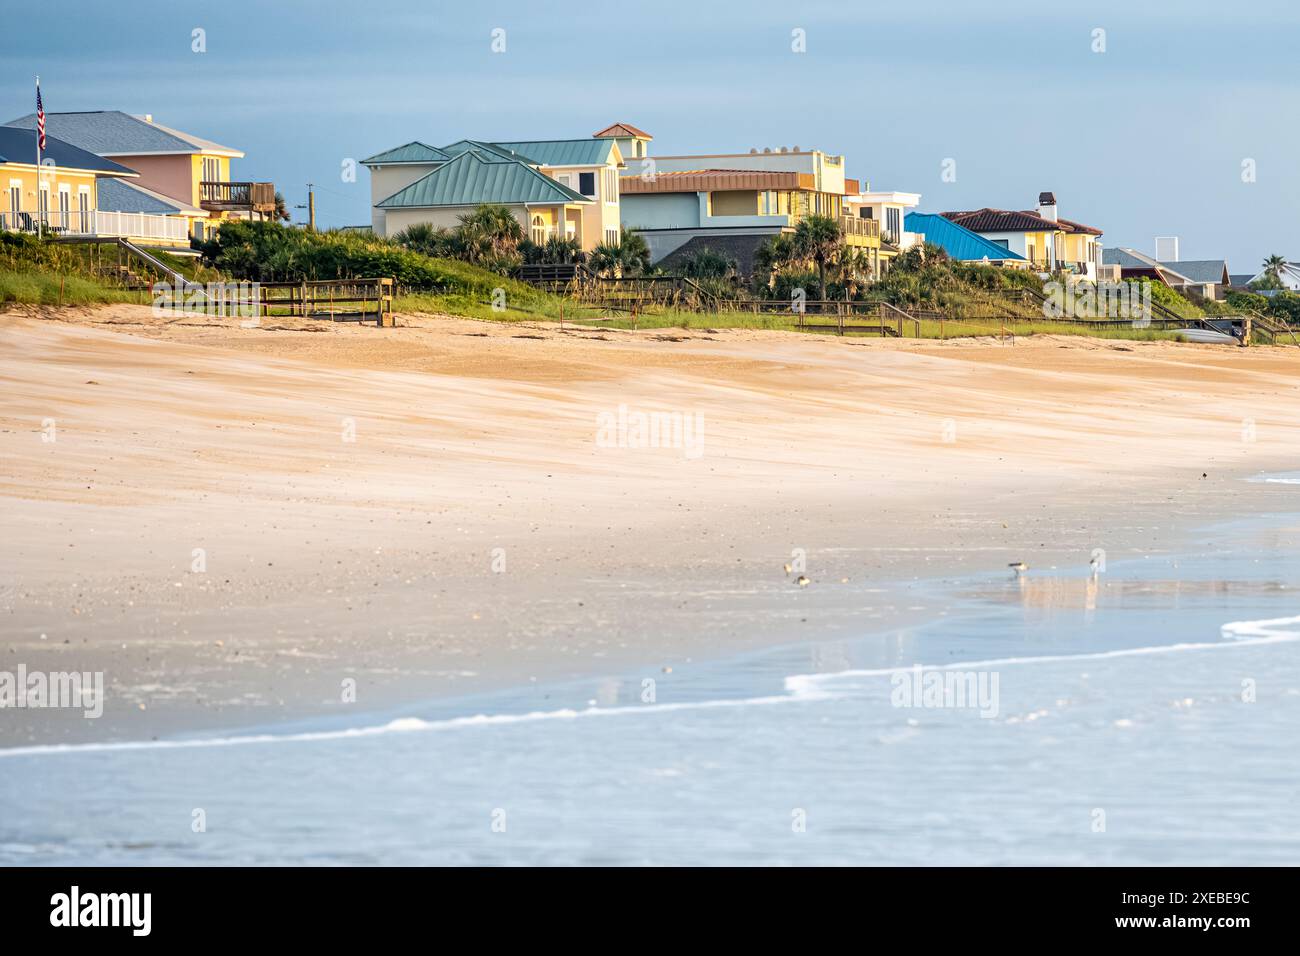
<box><xmin>796</xmin><ymin>575</ymin><xmax>810</xmax><ymax>587</ymax></box>
<box><xmin>1089</xmin><ymin>555</ymin><xmax>1101</xmax><ymax>576</ymax></box>
<box><xmin>1008</xmin><ymin>561</ymin><xmax>1028</xmax><ymax>577</ymax></box>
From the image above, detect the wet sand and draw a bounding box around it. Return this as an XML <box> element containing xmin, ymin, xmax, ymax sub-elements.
<box><xmin>3</xmin><ymin>305</ymin><xmax>1299</xmax><ymax>746</ymax></box>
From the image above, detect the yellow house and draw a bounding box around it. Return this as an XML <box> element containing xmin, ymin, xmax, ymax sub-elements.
<box><xmin>0</xmin><ymin>124</ymin><xmax>138</xmax><ymax>235</ymax></box>
<box><xmin>3</xmin><ymin>111</ymin><xmax>275</xmax><ymax>245</ymax></box>
<box><xmin>943</xmin><ymin>193</ymin><xmax>1103</xmax><ymax>277</ymax></box>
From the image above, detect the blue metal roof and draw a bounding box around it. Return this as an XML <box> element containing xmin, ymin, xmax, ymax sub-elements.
<box><xmin>0</xmin><ymin>126</ymin><xmax>137</xmax><ymax>175</ymax></box>
<box><xmin>377</xmin><ymin>150</ymin><xmax>591</xmax><ymax>208</ymax></box>
<box><xmin>904</xmin><ymin>212</ymin><xmax>1026</xmax><ymax>262</ymax></box>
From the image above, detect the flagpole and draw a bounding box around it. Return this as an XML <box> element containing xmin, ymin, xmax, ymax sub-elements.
<box><xmin>35</xmin><ymin>75</ymin><xmax>42</xmax><ymax>239</ymax></box>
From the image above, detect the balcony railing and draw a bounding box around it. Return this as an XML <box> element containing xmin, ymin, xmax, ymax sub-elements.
<box><xmin>200</xmin><ymin>181</ymin><xmax>276</xmax><ymax>213</ymax></box>
<box><xmin>1</xmin><ymin>209</ymin><xmax>190</xmax><ymax>242</ymax></box>
<box><xmin>839</xmin><ymin>215</ymin><xmax>881</xmax><ymax>239</ymax></box>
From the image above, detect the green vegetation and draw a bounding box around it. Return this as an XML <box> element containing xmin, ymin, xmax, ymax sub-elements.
<box><xmin>0</xmin><ymin>232</ymin><xmax>155</xmax><ymax>306</ymax></box>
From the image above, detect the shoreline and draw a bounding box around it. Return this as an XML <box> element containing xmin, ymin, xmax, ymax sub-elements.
<box><xmin>3</xmin><ymin>306</ymin><xmax>1300</xmax><ymax>747</ymax></box>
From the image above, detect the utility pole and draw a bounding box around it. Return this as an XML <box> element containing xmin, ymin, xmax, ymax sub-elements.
<box><xmin>296</xmin><ymin>184</ymin><xmax>316</xmax><ymax>232</ymax></box>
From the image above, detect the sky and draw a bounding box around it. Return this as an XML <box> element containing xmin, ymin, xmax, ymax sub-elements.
<box><xmin>1</xmin><ymin>0</ymin><xmax>1296</xmax><ymax>271</ymax></box>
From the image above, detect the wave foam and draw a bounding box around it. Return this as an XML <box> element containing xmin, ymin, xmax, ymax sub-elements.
<box><xmin>4</xmin><ymin>615</ymin><xmax>1296</xmax><ymax>760</ymax></box>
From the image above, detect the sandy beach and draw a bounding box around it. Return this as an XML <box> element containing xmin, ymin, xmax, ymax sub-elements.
<box><xmin>3</xmin><ymin>305</ymin><xmax>1299</xmax><ymax>747</ymax></box>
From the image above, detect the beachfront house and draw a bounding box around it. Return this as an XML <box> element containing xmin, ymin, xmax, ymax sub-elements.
<box><xmin>902</xmin><ymin>212</ymin><xmax>1028</xmax><ymax>266</ymax></box>
<box><xmin>362</xmin><ymin>135</ymin><xmax>626</xmax><ymax>251</ymax></box>
<box><xmin>619</xmin><ymin>141</ymin><xmax>911</xmax><ymax>278</ymax></box>
<box><xmin>942</xmin><ymin>193</ymin><xmax>1103</xmax><ymax>277</ymax></box>
<box><xmin>3</xmin><ymin>110</ymin><xmax>275</xmax><ymax>246</ymax></box>
<box><xmin>1240</xmin><ymin>261</ymin><xmax>1300</xmax><ymax>291</ymax></box>
<box><xmin>1102</xmin><ymin>247</ymin><xmax>1232</xmax><ymax>300</ymax></box>
<box><xmin>0</xmin><ymin>126</ymin><xmax>139</xmax><ymax>237</ymax></box>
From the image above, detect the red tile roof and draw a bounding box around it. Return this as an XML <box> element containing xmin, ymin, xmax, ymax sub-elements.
<box><xmin>942</xmin><ymin>208</ymin><xmax>1102</xmax><ymax>235</ymax></box>
<box><xmin>593</xmin><ymin>122</ymin><xmax>652</xmax><ymax>139</ymax></box>
<box><xmin>943</xmin><ymin>208</ymin><xmax>1057</xmax><ymax>232</ymax></box>
<box><xmin>1054</xmin><ymin>216</ymin><xmax>1103</xmax><ymax>236</ymax></box>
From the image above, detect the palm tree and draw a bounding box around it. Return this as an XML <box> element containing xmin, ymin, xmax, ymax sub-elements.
<box><xmin>272</xmin><ymin>192</ymin><xmax>290</xmax><ymax>222</ymax></box>
<box><xmin>457</xmin><ymin>204</ymin><xmax>525</xmax><ymax>259</ymax></box>
<box><xmin>1263</xmin><ymin>254</ymin><xmax>1288</xmax><ymax>281</ymax></box>
<box><xmin>589</xmin><ymin>242</ymin><xmax>621</xmax><ymax>278</ymax></box>
<box><xmin>753</xmin><ymin>233</ymin><xmax>797</xmax><ymax>283</ymax></box>
<box><xmin>617</xmin><ymin>229</ymin><xmax>651</xmax><ymax>275</ymax></box>
<box><xmin>792</xmin><ymin>215</ymin><xmax>843</xmax><ymax>298</ymax></box>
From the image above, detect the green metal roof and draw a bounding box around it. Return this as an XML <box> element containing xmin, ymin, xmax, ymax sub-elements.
<box><xmin>492</xmin><ymin>139</ymin><xmax>618</xmax><ymax>167</ymax></box>
<box><xmin>376</xmin><ymin>151</ymin><xmax>592</xmax><ymax>209</ymax></box>
<box><xmin>439</xmin><ymin>140</ymin><xmax>530</xmax><ymax>162</ymax></box>
<box><xmin>360</xmin><ymin>141</ymin><xmax>451</xmax><ymax>165</ymax></box>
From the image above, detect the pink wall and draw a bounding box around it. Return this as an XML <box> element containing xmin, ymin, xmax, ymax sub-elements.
<box><xmin>113</xmin><ymin>154</ymin><xmax>194</xmax><ymax>205</ymax></box>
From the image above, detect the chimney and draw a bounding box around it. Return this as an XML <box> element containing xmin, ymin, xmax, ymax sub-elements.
<box><xmin>1037</xmin><ymin>191</ymin><xmax>1057</xmax><ymax>222</ymax></box>
<box><xmin>1154</xmin><ymin>236</ymin><xmax>1180</xmax><ymax>262</ymax></box>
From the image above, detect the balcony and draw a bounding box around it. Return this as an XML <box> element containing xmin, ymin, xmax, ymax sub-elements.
<box><xmin>839</xmin><ymin>215</ymin><xmax>881</xmax><ymax>240</ymax></box>
<box><xmin>1</xmin><ymin>209</ymin><xmax>190</xmax><ymax>243</ymax></box>
<box><xmin>200</xmin><ymin>181</ymin><xmax>276</xmax><ymax>214</ymax></box>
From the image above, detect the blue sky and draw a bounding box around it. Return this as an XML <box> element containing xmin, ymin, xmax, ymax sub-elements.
<box><xmin>2</xmin><ymin>0</ymin><xmax>1296</xmax><ymax>270</ymax></box>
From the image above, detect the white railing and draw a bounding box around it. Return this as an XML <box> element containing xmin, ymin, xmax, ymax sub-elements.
<box><xmin>0</xmin><ymin>209</ymin><xmax>190</xmax><ymax>242</ymax></box>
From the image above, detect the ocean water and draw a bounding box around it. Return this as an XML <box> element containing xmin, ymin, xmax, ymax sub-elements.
<box><xmin>2</xmin><ymin>515</ymin><xmax>1298</xmax><ymax>865</ymax></box>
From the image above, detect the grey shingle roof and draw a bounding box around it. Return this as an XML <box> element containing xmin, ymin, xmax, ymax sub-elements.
<box><xmin>0</xmin><ymin>126</ymin><xmax>136</xmax><ymax>175</ymax></box>
<box><xmin>4</xmin><ymin>111</ymin><xmax>239</xmax><ymax>156</ymax></box>
<box><xmin>1157</xmin><ymin>259</ymin><xmax>1228</xmax><ymax>284</ymax></box>
<box><xmin>376</xmin><ymin>151</ymin><xmax>591</xmax><ymax>208</ymax></box>
<box><xmin>96</xmin><ymin>178</ymin><xmax>199</xmax><ymax>214</ymax></box>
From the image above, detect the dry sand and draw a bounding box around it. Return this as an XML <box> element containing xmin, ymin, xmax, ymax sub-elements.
<box><xmin>3</xmin><ymin>304</ymin><xmax>1299</xmax><ymax>746</ymax></box>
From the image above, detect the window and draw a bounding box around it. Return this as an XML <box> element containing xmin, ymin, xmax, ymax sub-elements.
<box><xmin>58</xmin><ymin>186</ymin><xmax>70</xmax><ymax>230</ymax></box>
<box><xmin>991</xmin><ymin>238</ymin><xmax>1010</xmax><ymax>249</ymax></box>
<box><xmin>531</xmin><ymin>215</ymin><xmax>546</xmax><ymax>245</ymax></box>
<box><xmin>38</xmin><ymin>184</ymin><xmax>49</xmax><ymax>226</ymax></box>
<box><xmin>77</xmin><ymin>187</ymin><xmax>91</xmax><ymax>233</ymax></box>
<box><xmin>203</xmin><ymin>157</ymin><xmax>220</xmax><ymax>183</ymax></box>
<box><xmin>8</xmin><ymin>181</ymin><xmax>20</xmax><ymax>228</ymax></box>
<box><xmin>859</xmin><ymin>207</ymin><xmax>873</xmax><ymax>219</ymax></box>
<box><xmin>578</xmin><ymin>172</ymin><xmax>596</xmax><ymax>197</ymax></box>
<box><xmin>605</xmin><ymin>228</ymin><xmax>619</xmax><ymax>245</ymax></box>
<box><xmin>603</xmin><ymin>168</ymin><xmax>618</xmax><ymax>204</ymax></box>
<box><xmin>885</xmin><ymin>207</ymin><xmax>901</xmax><ymax>243</ymax></box>
<box><xmin>556</xmin><ymin>173</ymin><xmax>573</xmax><ymax>188</ymax></box>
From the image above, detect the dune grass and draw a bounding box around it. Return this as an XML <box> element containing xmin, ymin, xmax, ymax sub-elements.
<box><xmin>0</xmin><ymin>269</ymin><xmax>151</xmax><ymax>307</ymax></box>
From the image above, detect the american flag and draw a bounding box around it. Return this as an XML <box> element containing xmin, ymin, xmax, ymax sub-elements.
<box><xmin>36</xmin><ymin>81</ymin><xmax>45</xmax><ymax>151</ymax></box>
